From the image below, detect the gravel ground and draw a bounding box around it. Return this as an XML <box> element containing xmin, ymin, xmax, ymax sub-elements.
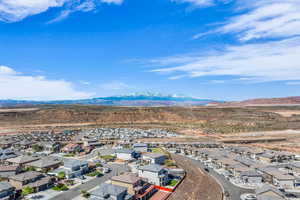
<box><xmin>168</xmin><ymin>154</ymin><xmax>223</xmax><ymax>200</ymax></box>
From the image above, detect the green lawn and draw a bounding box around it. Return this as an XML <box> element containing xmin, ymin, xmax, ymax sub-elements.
<box><xmin>86</xmin><ymin>170</ymin><xmax>102</xmax><ymax>177</ymax></box>
<box><xmin>168</xmin><ymin>179</ymin><xmax>178</xmax><ymax>187</ymax></box>
<box><xmin>52</xmin><ymin>184</ymin><xmax>69</xmax><ymax>191</ymax></box>
<box><xmin>100</xmin><ymin>155</ymin><xmax>116</xmax><ymax>161</ymax></box>
<box><xmin>64</xmin><ymin>153</ymin><xmax>75</xmax><ymax>157</ymax></box>
<box><xmin>150</xmin><ymin>148</ymin><xmax>165</xmax><ymax>154</ymax></box>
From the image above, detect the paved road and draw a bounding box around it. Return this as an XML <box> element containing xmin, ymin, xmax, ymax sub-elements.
<box><xmin>189</xmin><ymin>158</ymin><xmax>254</xmax><ymax>200</ymax></box>
<box><xmin>49</xmin><ymin>164</ymin><xmax>129</xmax><ymax>200</ymax></box>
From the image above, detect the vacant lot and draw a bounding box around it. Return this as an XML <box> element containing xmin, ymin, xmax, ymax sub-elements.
<box><xmin>169</xmin><ymin>154</ymin><xmax>222</xmax><ymax>200</ymax></box>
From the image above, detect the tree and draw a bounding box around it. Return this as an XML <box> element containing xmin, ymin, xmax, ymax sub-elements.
<box><xmin>22</xmin><ymin>186</ymin><xmax>34</xmax><ymax>196</ymax></box>
<box><xmin>32</xmin><ymin>144</ymin><xmax>43</xmax><ymax>152</ymax></box>
<box><xmin>81</xmin><ymin>190</ymin><xmax>90</xmax><ymax>199</ymax></box>
<box><xmin>57</xmin><ymin>171</ymin><xmax>66</xmax><ymax>180</ymax></box>
<box><xmin>25</xmin><ymin>166</ymin><xmax>36</xmax><ymax>171</ymax></box>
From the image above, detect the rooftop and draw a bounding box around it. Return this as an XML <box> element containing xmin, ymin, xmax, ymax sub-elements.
<box><xmin>139</xmin><ymin>164</ymin><xmax>165</xmax><ymax>173</ymax></box>
<box><xmin>90</xmin><ymin>183</ymin><xmax>127</xmax><ymax>198</ymax></box>
<box><xmin>7</xmin><ymin>155</ymin><xmax>39</xmax><ymax>164</ymax></box>
<box><xmin>111</xmin><ymin>173</ymin><xmax>141</xmax><ymax>184</ymax></box>
<box><xmin>0</xmin><ymin>182</ymin><xmax>13</xmax><ymax>191</ymax></box>
<box><xmin>9</xmin><ymin>171</ymin><xmax>42</xmax><ymax>182</ymax></box>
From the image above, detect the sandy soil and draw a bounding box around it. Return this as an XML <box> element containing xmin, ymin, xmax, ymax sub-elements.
<box><xmin>169</xmin><ymin>154</ymin><xmax>222</xmax><ymax>200</ymax></box>
<box><xmin>265</xmin><ymin>110</ymin><xmax>300</xmax><ymax>117</ymax></box>
<box><xmin>0</xmin><ymin>108</ymin><xmax>39</xmax><ymax>112</ymax></box>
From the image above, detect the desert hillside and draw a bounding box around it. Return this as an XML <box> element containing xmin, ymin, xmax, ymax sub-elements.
<box><xmin>1</xmin><ymin>105</ymin><xmax>300</xmax><ymax>134</ymax></box>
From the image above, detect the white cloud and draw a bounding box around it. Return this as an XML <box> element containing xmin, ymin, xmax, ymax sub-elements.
<box><xmin>286</xmin><ymin>82</ymin><xmax>300</xmax><ymax>85</ymax></box>
<box><xmin>0</xmin><ymin>66</ymin><xmax>92</xmax><ymax>100</ymax></box>
<box><xmin>80</xmin><ymin>81</ymin><xmax>90</xmax><ymax>85</ymax></box>
<box><xmin>149</xmin><ymin>0</ymin><xmax>300</xmax><ymax>84</ymax></box>
<box><xmin>0</xmin><ymin>0</ymin><xmax>122</xmax><ymax>22</ymax></box>
<box><xmin>172</xmin><ymin>0</ymin><xmax>214</xmax><ymax>7</ymax></box>
<box><xmin>47</xmin><ymin>0</ymin><xmax>96</xmax><ymax>23</ymax></box>
<box><xmin>150</xmin><ymin>37</ymin><xmax>300</xmax><ymax>82</ymax></box>
<box><xmin>195</xmin><ymin>0</ymin><xmax>300</xmax><ymax>41</ymax></box>
<box><xmin>99</xmin><ymin>81</ymin><xmax>129</xmax><ymax>90</ymax></box>
<box><xmin>0</xmin><ymin>0</ymin><xmax>68</xmax><ymax>22</ymax></box>
<box><xmin>101</xmin><ymin>0</ymin><xmax>123</xmax><ymax>5</ymax></box>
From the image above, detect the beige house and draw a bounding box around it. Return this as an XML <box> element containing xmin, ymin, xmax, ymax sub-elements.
<box><xmin>111</xmin><ymin>172</ymin><xmax>155</xmax><ymax>200</ymax></box>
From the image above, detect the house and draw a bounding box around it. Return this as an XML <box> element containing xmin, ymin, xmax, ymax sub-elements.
<box><xmin>0</xmin><ymin>139</ymin><xmax>17</xmax><ymax>149</ymax></box>
<box><xmin>49</xmin><ymin>158</ymin><xmax>88</xmax><ymax>179</ymax></box>
<box><xmin>116</xmin><ymin>149</ymin><xmax>137</xmax><ymax>161</ymax></box>
<box><xmin>111</xmin><ymin>172</ymin><xmax>156</xmax><ymax>199</ymax></box>
<box><xmin>13</xmin><ymin>140</ymin><xmax>34</xmax><ymax>150</ymax></box>
<box><xmin>0</xmin><ymin>149</ymin><xmax>17</xmax><ymax>163</ymax></box>
<box><xmin>240</xmin><ymin>170</ymin><xmax>263</xmax><ymax>184</ymax></box>
<box><xmin>289</xmin><ymin>162</ymin><xmax>300</xmax><ymax>174</ymax></box>
<box><xmin>258</xmin><ymin>167</ymin><xmax>295</xmax><ymax>188</ymax></box>
<box><xmin>142</xmin><ymin>153</ymin><xmax>166</xmax><ymax>165</ymax></box>
<box><xmin>133</xmin><ymin>143</ymin><xmax>148</xmax><ymax>153</ymax></box>
<box><xmin>138</xmin><ymin>164</ymin><xmax>168</xmax><ymax>186</ymax></box>
<box><xmin>272</xmin><ymin>173</ymin><xmax>295</xmax><ymax>189</ymax></box>
<box><xmin>25</xmin><ymin>157</ymin><xmax>61</xmax><ymax>172</ymax></box>
<box><xmin>257</xmin><ymin>152</ymin><xmax>275</xmax><ymax>163</ymax></box>
<box><xmin>0</xmin><ymin>182</ymin><xmax>15</xmax><ymax>200</ymax></box>
<box><xmin>256</xmin><ymin>185</ymin><xmax>286</xmax><ymax>200</ymax></box>
<box><xmin>6</xmin><ymin>155</ymin><xmax>40</xmax><ymax>167</ymax></box>
<box><xmin>89</xmin><ymin>183</ymin><xmax>132</xmax><ymax>200</ymax></box>
<box><xmin>39</xmin><ymin>142</ymin><xmax>61</xmax><ymax>153</ymax></box>
<box><xmin>9</xmin><ymin>171</ymin><xmax>53</xmax><ymax>191</ymax></box>
<box><xmin>0</xmin><ymin>165</ymin><xmax>21</xmax><ymax>179</ymax></box>
<box><xmin>61</xmin><ymin>143</ymin><xmax>82</xmax><ymax>154</ymax></box>
<box><xmin>82</xmin><ymin>138</ymin><xmax>102</xmax><ymax>148</ymax></box>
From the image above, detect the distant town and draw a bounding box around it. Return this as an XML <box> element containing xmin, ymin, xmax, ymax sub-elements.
<box><xmin>0</xmin><ymin>128</ymin><xmax>298</xmax><ymax>200</ymax></box>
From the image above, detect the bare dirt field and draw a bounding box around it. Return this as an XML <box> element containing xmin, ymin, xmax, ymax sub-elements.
<box><xmin>169</xmin><ymin>154</ymin><xmax>223</xmax><ymax>200</ymax></box>
<box><xmin>265</xmin><ymin>110</ymin><xmax>300</xmax><ymax>117</ymax></box>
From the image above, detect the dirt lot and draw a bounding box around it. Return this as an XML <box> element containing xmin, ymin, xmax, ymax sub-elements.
<box><xmin>265</xmin><ymin>110</ymin><xmax>300</xmax><ymax>117</ymax></box>
<box><xmin>169</xmin><ymin>154</ymin><xmax>222</xmax><ymax>200</ymax></box>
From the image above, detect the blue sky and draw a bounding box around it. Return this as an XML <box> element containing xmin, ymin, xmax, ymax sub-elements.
<box><xmin>0</xmin><ymin>0</ymin><xmax>300</xmax><ymax>100</ymax></box>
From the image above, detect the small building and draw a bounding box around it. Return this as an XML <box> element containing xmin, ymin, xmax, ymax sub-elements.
<box><xmin>289</xmin><ymin>162</ymin><xmax>300</xmax><ymax>174</ymax></box>
<box><xmin>39</xmin><ymin>142</ymin><xmax>61</xmax><ymax>153</ymax></box>
<box><xmin>256</xmin><ymin>185</ymin><xmax>286</xmax><ymax>200</ymax></box>
<box><xmin>61</xmin><ymin>143</ymin><xmax>82</xmax><ymax>154</ymax></box>
<box><xmin>89</xmin><ymin>183</ymin><xmax>132</xmax><ymax>200</ymax></box>
<box><xmin>257</xmin><ymin>153</ymin><xmax>274</xmax><ymax>163</ymax></box>
<box><xmin>0</xmin><ymin>149</ymin><xmax>17</xmax><ymax>163</ymax></box>
<box><xmin>273</xmin><ymin>173</ymin><xmax>295</xmax><ymax>189</ymax></box>
<box><xmin>49</xmin><ymin>158</ymin><xmax>88</xmax><ymax>179</ymax></box>
<box><xmin>6</xmin><ymin>155</ymin><xmax>40</xmax><ymax>167</ymax></box>
<box><xmin>142</xmin><ymin>153</ymin><xmax>166</xmax><ymax>165</ymax></box>
<box><xmin>116</xmin><ymin>149</ymin><xmax>137</xmax><ymax>161</ymax></box>
<box><xmin>25</xmin><ymin>157</ymin><xmax>61</xmax><ymax>172</ymax></box>
<box><xmin>0</xmin><ymin>182</ymin><xmax>15</xmax><ymax>200</ymax></box>
<box><xmin>138</xmin><ymin>164</ymin><xmax>168</xmax><ymax>186</ymax></box>
<box><xmin>9</xmin><ymin>171</ymin><xmax>53</xmax><ymax>191</ymax></box>
<box><xmin>241</xmin><ymin>170</ymin><xmax>263</xmax><ymax>184</ymax></box>
<box><xmin>133</xmin><ymin>143</ymin><xmax>148</xmax><ymax>153</ymax></box>
<box><xmin>0</xmin><ymin>140</ymin><xmax>17</xmax><ymax>149</ymax></box>
<box><xmin>0</xmin><ymin>165</ymin><xmax>21</xmax><ymax>179</ymax></box>
<box><xmin>82</xmin><ymin>138</ymin><xmax>102</xmax><ymax>148</ymax></box>
<box><xmin>111</xmin><ymin>172</ymin><xmax>156</xmax><ymax>199</ymax></box>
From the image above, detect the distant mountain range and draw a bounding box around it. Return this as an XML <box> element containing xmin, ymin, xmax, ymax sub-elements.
<box><xmin>211</xmin><ymin>96</ymin><xmax>300</xmax><ymax>107</ymax></box>
<box><xmin>2</xmin><ymin>94</ymin><xmax>300</xmax><ymax>107</ymax></box>
<box><xmin>0</xmin><ymin>93</ymin><xmax>222</xmax><ymax>107</ymax></box>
